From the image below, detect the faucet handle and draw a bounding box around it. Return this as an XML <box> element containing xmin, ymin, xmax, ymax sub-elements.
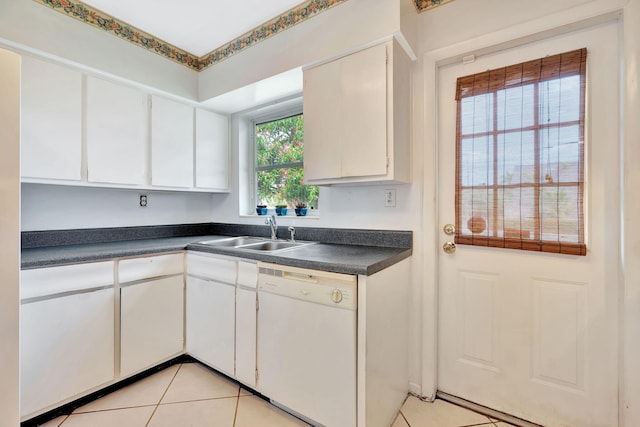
<box><xmin>288</xmin><ymin>226</ymin><xmax>296</xmax><ymax>242</ymax></box>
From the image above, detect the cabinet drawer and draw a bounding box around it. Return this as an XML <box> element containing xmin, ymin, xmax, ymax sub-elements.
<box><xmin>119</xmin><ymin>253</ymin><xmax>184</xmax><ymax>284</ymax></box>
<box><xmin>21</xmin><ymin>261</ymin><xmax>114</xmax><ymax>300</ymax></box>
<box><xmin>186</xmin><ymin>253</ymin><xmax>236</xmax><ymax>284</ymax></box>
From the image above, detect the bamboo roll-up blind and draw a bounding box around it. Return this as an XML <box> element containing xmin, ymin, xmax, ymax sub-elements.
<box><xmin>454</xmin><ymin>48</ymin><xmax>587</xmax><ymax>256</ymax></box>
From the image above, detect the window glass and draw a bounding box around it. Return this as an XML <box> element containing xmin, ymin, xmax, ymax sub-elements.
<box><xmin>255</xmin><ymin>114</ymin><xmax>318</xmax><ymax>210</ymax></box>
<box><xmin>455</xmin><ymin>48</ymin><xmax>587</xmax><ymax>255</ymax></box>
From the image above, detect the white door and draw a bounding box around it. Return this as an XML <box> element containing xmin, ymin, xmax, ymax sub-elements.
<box><xmin>185</xmin><ymin>276</ymin><xmax>236</xmax><ymax>376</ymax></box>
<box><xmin>20</xmin><ymin>289</ymin><xmax>115</xmax><ymax>417</ymax></box>
<box><xmin>151</xmin><ymin>96</ymin><xmax>194</xmax><ymax>188</ymax></box>
<box><xmin>120</xmin><ymin>277</ymin><xmax>184</xmax><ymax>377</ymax></box>
<box><xmin>195</xmin><ymin>108</ymin><xmax>229</xmax><ymax>190</ymax></box>
<box><xmin>437</xmin><ymin>22</ymin><xmax>620</xmax><ymax>427</ymax></box>
<box><xmin>86</xmin><ymin>77</ymin><xmax>149</xmax><ymax>185</ymax></box>
<box><xmin>235</xmin><ymin>287</ymin><xmax>257</xmax><ymax>387</ymax></box>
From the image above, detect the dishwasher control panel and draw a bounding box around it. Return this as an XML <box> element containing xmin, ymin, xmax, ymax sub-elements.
<box><xmin>257</xmin><ymin>263</ymin><xmax>357</xmax><ymax>310</ymax></box>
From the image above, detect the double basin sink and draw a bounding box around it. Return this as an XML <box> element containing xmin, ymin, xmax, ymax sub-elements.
<box><xmin>197</xmin><ymin>236</ymin><xmax>314</xmax><ymax>253</ymax></box>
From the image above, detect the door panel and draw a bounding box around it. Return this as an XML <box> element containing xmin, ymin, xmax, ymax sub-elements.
<box><xmin>120</xmin><ymin>277</ymin><xmax>184</xmax><ymax>377</ymax></box>
<box><xmin>437</xmin><ymin>22</ymin><xmax>619</xmax><ymax>427</ymax></box>
<box><xmin>185</xmin><ymin>277</ymin><xmax>235</xmax><ymax>376</ymax></box>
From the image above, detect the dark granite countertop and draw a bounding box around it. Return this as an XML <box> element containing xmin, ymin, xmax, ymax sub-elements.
<box><xmin>21</xmin><ymin>223</ymin><xmax>412</xmax><ymax>276</ymax></box>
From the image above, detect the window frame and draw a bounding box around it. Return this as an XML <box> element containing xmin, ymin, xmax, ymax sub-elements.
<box><xmin>247</xmin><ymin>101</ymin><xmax>318</xmax><ymax>216</ymax></box>
<box><xmin>454</xmin><ymin>48</ymin><xmax>587</xmax><ymax>255</ymax></box>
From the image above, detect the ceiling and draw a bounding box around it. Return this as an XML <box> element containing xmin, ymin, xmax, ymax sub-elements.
<box><xmin>80</xmin><ymin>0</ymin><xmax>306</xmax><ymax>58</ymax></box>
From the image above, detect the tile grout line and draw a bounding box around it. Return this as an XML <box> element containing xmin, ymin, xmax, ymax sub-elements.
<box><xmin>400</xmin><ymin>410</ymin><xmax>410</xmax><ymax>426</ymax></box>
<box><xmin>232</xmin><ymin>385</ymin><xmax>241</xmax><ymax>427</ymax></box>
<box><xmin>145</xmin><ymin>363</ymin><xmax>183</xmax><ymax>427</ymax></box>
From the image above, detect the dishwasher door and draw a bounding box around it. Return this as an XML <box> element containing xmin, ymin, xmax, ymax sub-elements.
<box><xmin>257</xmin><ymin>263</ymin><xmax>357</xmax><ymax>427</ymax></box>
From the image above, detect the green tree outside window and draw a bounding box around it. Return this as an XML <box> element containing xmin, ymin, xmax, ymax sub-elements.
<box><xmin>256</xmin><ymin>114</ymin><xmax>319</xmax><ymax>209</ymax></box>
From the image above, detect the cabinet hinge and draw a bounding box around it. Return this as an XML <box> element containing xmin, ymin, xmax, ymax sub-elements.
<box><xmin>256</xmin><ymin>293</ymin><xmax>259</xmax><ymax>312</ymax></box>
<box><xmin>386</xmin><ymin>51</ymin><xmax>388</xmax><ymax>65</ymax></box>
<box><xmin>255</xmin><ymin>368</ymin><xmax>259</xmax><ymax>383</ymax></box>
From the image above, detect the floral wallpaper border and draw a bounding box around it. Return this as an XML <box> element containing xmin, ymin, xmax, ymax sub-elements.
<box><xmin>200</xmin><ymin>0</ymin><xmax>347</xmax><ymax>70</ymax></box>
<box><xmin>413</xmin><ymin>0</ymin><xmax>455</xmax><ymax>13</ymax></box>
<box><xmin>33</xmin><ymin>0</ymin><xmax>347</xmax><ymax>71</ymax></box>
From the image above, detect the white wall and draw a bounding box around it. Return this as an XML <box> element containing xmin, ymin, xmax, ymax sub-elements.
<box><xmin>21</xmin><ymin>184</ymin><xmax>215</xmax><ymax>231</ymax></box>
<box><xmin>0</xmin><ymin>48</ymin><xmax>21</xmax><ymax>427</ymax></box>
<box><xmin>198</xmin><ymin>0</ymin><xmax>409</xmax><ymax>100</ymax></box>
<box><xmin>417</xmin><ymin>0</ymin><xmax>603</xmax><ymax>53</ymax></box>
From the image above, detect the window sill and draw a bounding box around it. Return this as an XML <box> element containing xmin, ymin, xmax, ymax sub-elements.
<box><xmin>240</xmin><ymin>213</ymin><xmax>319</xmax><ymax>220</ymax></box>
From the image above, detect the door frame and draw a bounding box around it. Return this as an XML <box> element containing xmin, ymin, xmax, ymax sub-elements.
<box><xmin>421</xmin><ymin>1</ymin><xmax>639</xmax><ymax>425</ymax></box>
<box><xmin>0</xmin><ymin>47</ymin><xmax>21</xmax><ymax>427</ymax></box>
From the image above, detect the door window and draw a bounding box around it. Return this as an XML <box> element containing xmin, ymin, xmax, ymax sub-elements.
<box><xmin>455</xmin><ymin>48</ymin><xmax>587</xmax><ymax>255</ymax></box>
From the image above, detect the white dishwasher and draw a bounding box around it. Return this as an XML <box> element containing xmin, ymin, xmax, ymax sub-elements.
<box><xmin>257</xmin><ymin>262</ymin><xmax>357</xmax><ymax>427</ymax></box>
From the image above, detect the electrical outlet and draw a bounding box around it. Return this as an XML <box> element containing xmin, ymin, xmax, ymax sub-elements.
<box><xmin>384</xmin><ymin>189</ymin><xmax>396</xmax><ymax>207</ymax></box>
<box><xmin>139</xmin><ymin>194</ymin><xmax>148</xmax><ymax>207</ymax></box>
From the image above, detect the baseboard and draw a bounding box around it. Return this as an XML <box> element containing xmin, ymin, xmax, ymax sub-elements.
<box><xmin>408</xmin><ymin>382</ymin><xmax>422</xmax><ymax>397</ymax></box>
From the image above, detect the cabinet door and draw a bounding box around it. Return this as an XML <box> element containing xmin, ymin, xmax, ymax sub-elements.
<box><xmin>151</xmin><ymin>96</ymin><xmax>194</xmax><ymax>188</ymax></box>
<box><xmin>120</xmin><ymin>276</ymin><xmax>184</xmax><ymax>377</ymax></box>
<box><xmin>20</xmin><ymin>289</ymin><xmax>115</xmax><ymax>417</ymax></box>
<box><xmin>20</xmin><ymin>56</ymin><xmax>82</xmax><ymax>181</ymax></box>
<box><xmin>303</xmin><ymin>57</ymin><xmax>342</xmax><ymax>181</ymax></box>
<box><xmin>185</xmin><ymin>276</ymin><xmax>235</xmax><ymax>376</ymax></box>
<box><xmin>304</xmin><ymin>42</ymin><xmax>388</xmax><ymax>182</ymax></box>
<box><xmin>195</xmin><ymin>108</ymin><xmax>229</xmax><ymax>190</ymax></box>
<box><xmin>86</xmin><ymin>77</ymin><xmax>148</xmax><ymax>185</ymax></box>
<box><xmin>235</xmin><ymin>288</ymin><xmax>257</xmax><ymax>387</ymax></box>
<box><xmin>340</xmin><ymin>43</ymin><xmax>387</xmax><ymax>178</ymax></box>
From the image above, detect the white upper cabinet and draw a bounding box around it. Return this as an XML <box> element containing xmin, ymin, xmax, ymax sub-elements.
<box><xmin>195</xmin><ymin>108</ymin><xmax>229</xmax><ymax>191</ymax></box>
<box><xmin>21</xmin><ymin>56</ymin><xmax>82</xmax><ymax>181</ymax></box>
<box><xmin>303</xmin><ymin>39</ymin><xmax>411</xmax><ymax>185</ymax></box>
<box><xmin>86</xmin><ymin>76</ymin><xmax>149</xmax><ymax>185</ymax></box>
<box><xmin>151</xmin><ymin>96</ymin><xmax>194</xmax><ymax>188</ymax></box>
<box><xmin>20</xmin><ymin>57</ymin><xmax>230</xmax><ymax>192</ymax></box>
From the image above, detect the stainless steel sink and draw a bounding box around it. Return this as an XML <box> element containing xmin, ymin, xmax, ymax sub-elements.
<box><xmin>197</xmin><ymin>236</ymin><xmax>313</xmax><ymax>252</ymax></box>
<box><xmin>197</xmin><ymin>236</ymin><xmax>266</xmax><ymax>247</ymax></box>
<box><xmin>236</xmin><ymin>240</ymin><xmax>309</xmax><ymax>252</ymax></box>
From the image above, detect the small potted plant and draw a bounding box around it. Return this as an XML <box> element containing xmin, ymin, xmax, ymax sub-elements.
<box><xmin>256</xmin><ymin>204</ymin><xmax>267</xmax><ymax>215</ymax></box>
<box><xmin>294</xmin><ymin>202</ymin><xmax>307</xmax><ymax>216</ymax></box>
<box><xmin>275</xmin><ymin>204</ymin><xmax>288</xmax><ymax>216</ymax></box>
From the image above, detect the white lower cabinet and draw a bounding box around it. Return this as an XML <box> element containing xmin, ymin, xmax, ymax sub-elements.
<box><xmin>185</xmin><ymin>253</ymin><xmax>258</xmax><ymax>387</ymax></box>
<box><xmin>119</xmin><ymin>253</ymin><xmax>185</xmax><ymax>377</ymax></box>
<box><xmin>186</xmin><ymin>276</ymin><xmax>235</xmax><ymax>376</ymax></box>
<box><xmin>20</xmin><ymin>262</ymin><xmax>115</xmax><ymax>418</ymax></box>
<box><xmin>235</xmin><ymin>287</ymin><xmax>257</xmax><ymax>387</ymax></box>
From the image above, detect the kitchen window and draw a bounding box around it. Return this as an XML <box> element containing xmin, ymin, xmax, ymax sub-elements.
<box><xmin>455</xmin><ymin>48</ymin><xmax>587</xmax><ymax>255</ymax></box>
<box><xmin>254</xmin><ymin>112</ymin><xmax>318</xmax><ymax>212</ymax></box>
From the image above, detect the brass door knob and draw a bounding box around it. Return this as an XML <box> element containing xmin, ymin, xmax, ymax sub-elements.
<box><xmin>443</xmin><ymin>224</ymin><xmax>456</xmax><ymax>235</ymax></box>
<box><xmin>443</xmin><ymin>241</ymin><xmax>456</xmax><ymax>254</ymax></box>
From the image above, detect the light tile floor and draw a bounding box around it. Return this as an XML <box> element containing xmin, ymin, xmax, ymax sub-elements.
<box><xmin>37</xmin><ymin>361</ymin><xmax>517</xmax><ymax>427</ymax></box>
<box><xmin>393</xmin><ymin>396</ymin><xmax>517</xmax><ymax>427</ymax></box>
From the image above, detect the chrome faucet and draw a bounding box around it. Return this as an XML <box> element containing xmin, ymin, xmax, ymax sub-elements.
<box><xmin>265</xmin><ymin>214</ymin><xmax>277</xmax><ymax>240</ymax></box>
